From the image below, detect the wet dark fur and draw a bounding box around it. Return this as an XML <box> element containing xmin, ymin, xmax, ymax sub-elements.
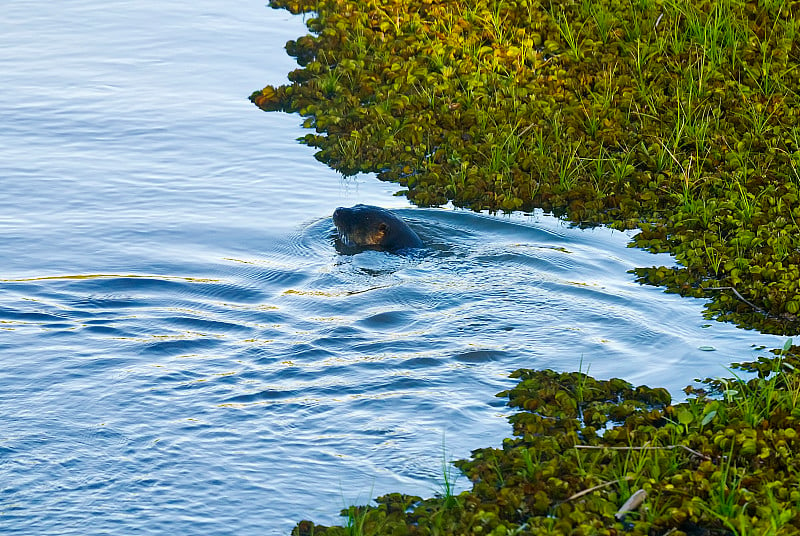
<box><xmin>332</xmin><ymin>205</ymin><xmax>423</xmax><ymax>252</ymax></box>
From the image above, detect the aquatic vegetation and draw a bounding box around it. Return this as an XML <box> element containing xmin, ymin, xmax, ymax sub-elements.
<box><xmin>252</xmin><ymin>0</ymin><xmax>800</xmax><ymax>334</ymax></box>
<box><xmin>437</xmin><ymin>437</ymin><xmax>460</xmax><ymax>511</ymax></box>
<box><xmin>290</xmin><ymin>341</ymin><xmax>800</xmax><ymax>535</ymax></box>
<box><xmin>251</xmin><ymin>3</ymin><xmax>800</xmax><ymax>532</ymax></box>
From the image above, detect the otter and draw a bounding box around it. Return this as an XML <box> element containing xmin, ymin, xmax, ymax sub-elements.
<box><xmin>332</xmin><ymin>204</ymin><xmax>423</xmax><ymax>252</ymax></box>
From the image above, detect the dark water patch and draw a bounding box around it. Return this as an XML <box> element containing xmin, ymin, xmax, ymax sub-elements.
<box><xmin>403</xmin><ymin>356</ymin><xmax>443</xmax><ymax>368</ymax></box>
<box><xmin>317</xmin><ymin>324</ymin><xmax>365</xmax><ymax>338</ymax></box>
<box><xmin>357</xmin><ymin>309</ymin><xmax>414</xmax><ymax>329</ymax></box>
<box><xmin>287</xmin><ymin>346</ymin><xmax>339</xmax><ymax>362</ymax></box>
<box><xmin>65</xmin><ymin>275</ymin><xmax>192</xmax><ymax>293</ymax></box>
<box><xmin>250</xmin><ymin>264</ymin><xmax>310</xmax><ymax>289</ymax></box>
<box><xmin>143</xmin><ymin>368</ymin><xmax>206</xmax><ymax>387</ymax></box>
<box><xmin>223</xmin><ymin>308</ymin><xmax>293</xmax><ymax>329</ymax></box>
<box><xmin>40</xmin><ymin>322</ymin><xmax>77</xmax><ymax>330</ymax></box>
<box><xmin>453</xmin><ymin>349</ymin><xmax>508</xmax><ymax>363</ymax></box>
<box><xmin>223</xmin><ymin>388</ymin><xmax>301</xmax><ymax>404</ymax></box>
<box><xmin>82</xmin><ymin>317</ymin><xmax>130</xmax><ymax>326</ymax></box>
<box><xmin>312</xmin><ymin>332</ymin><xmax>369</xmax><ymax>350</ymax></box>
<box><xmin>78</xmin><ymin>325</ymin><xmax>141</xmax><ymax>340</ymax></box>
<box><xmin>0</xmin><ymin>307</ymin><xmax>70</xmax><ymax>323</ymax></box>
<box><xmin>68</xmin><ymin>295</ymin><xmax>146</xmax><ymax>310</ymax></box>
<box><xmin>536</xmin><ymin>279</ymin><xmax>638</xmax><ymax>308</ymax></box>
<box><xmin>56</xmin><ymin>354</ymin><xmax>133</xmax><ymax>375</ymax></box>
<box><xmin>139</xmin><ymin>337</ymin><xmax>223</xmax><ymax>357</ymax></box>
<box><xmin>349</xmin><ymin>340</ymin><xmax>434</xmax><ymax>356</ymax></box>
<box><xmin>330</xmin><ymin>375</ymin><xmax>435</xmax><ymax>395</ymax></box>
<box><xmin>469</xmin><ymin>249</ymin><xmax>576</xmax><ymax>275</ymax></box>
<box><xmin>160</xmin><ymin>315</ymin><xmax>254</xmax><ymax>335</ymax></box>
<box><xmin>182</xmin><ymin>280</ymin><xmax>267</xmax><ymax>305</ymax></box>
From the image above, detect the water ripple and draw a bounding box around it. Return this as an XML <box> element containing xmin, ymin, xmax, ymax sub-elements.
<box><xmin>0</xmin><ymin>2</ymin><xmax>788</xmax><ymax>534</ymax></box>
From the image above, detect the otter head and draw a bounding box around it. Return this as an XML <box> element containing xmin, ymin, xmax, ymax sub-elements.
<box><xmin>332</xmin><ymin>204</ymin><xmax>422</xmax><ymax>253</ymax></box>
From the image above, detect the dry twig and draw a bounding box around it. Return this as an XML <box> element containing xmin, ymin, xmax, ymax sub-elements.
<box><xmin>705</xmin><ymin>286</ymin><xmax>766</xmax><ymax>315</ymax></box>
<box><xmin>563</xmin><ymin>476</ymin><xmax>633</xmax><ymax>503</ymax></box>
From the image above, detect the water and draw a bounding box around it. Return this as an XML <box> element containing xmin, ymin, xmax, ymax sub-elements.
<box><xmin>0</xmin><ymin>2</ymin><xmax>786</xmax><ymax>534</ymax></box>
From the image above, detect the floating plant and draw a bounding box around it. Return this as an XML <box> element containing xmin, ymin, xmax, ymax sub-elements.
<box><xmin>252</xmin><ymin>0</ymin><xmax>800</xmax><ymax>334</ymax></box>
<box><xmin>250</xmin><ymin>1</ymin><xmax>800</xmax><ymax>532</ymax></box>
<box><xmin>290</xmin><ymin>341</ymin><xmax>800</xmax><ymax>535</ymax></box>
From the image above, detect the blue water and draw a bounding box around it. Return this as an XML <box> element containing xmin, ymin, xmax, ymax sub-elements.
<box><xmin>0</xmin><ymin>2</ymin><xmax>787</xmax><ymax>534</ymax></box>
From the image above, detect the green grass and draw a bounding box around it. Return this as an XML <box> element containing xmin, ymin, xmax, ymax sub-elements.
<box><xmin>343</xmin><ymin>504</ymin><xmax>369</xmax><ymax>536</ymax></box>
<box><xmin>550</xmin><ymin>3</ymin><xmax>585</xmax><ymax>60</ymax></box>
<box><xmin>436</xmin><ymin>436</ymin><xmax>460</xmax><ymax>510</ymax></box>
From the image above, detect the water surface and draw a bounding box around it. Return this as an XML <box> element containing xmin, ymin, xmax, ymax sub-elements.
<box><xmin>0</xmin><ymin>2</ymin><xmax>785</xmax><ymax>534</ymax></box>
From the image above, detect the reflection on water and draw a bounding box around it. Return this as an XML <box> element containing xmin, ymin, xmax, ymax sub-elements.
<box><xmin>0</xmin><ymin>1</ymin><xmax>786</xmax><ymax>535</ymax></box>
